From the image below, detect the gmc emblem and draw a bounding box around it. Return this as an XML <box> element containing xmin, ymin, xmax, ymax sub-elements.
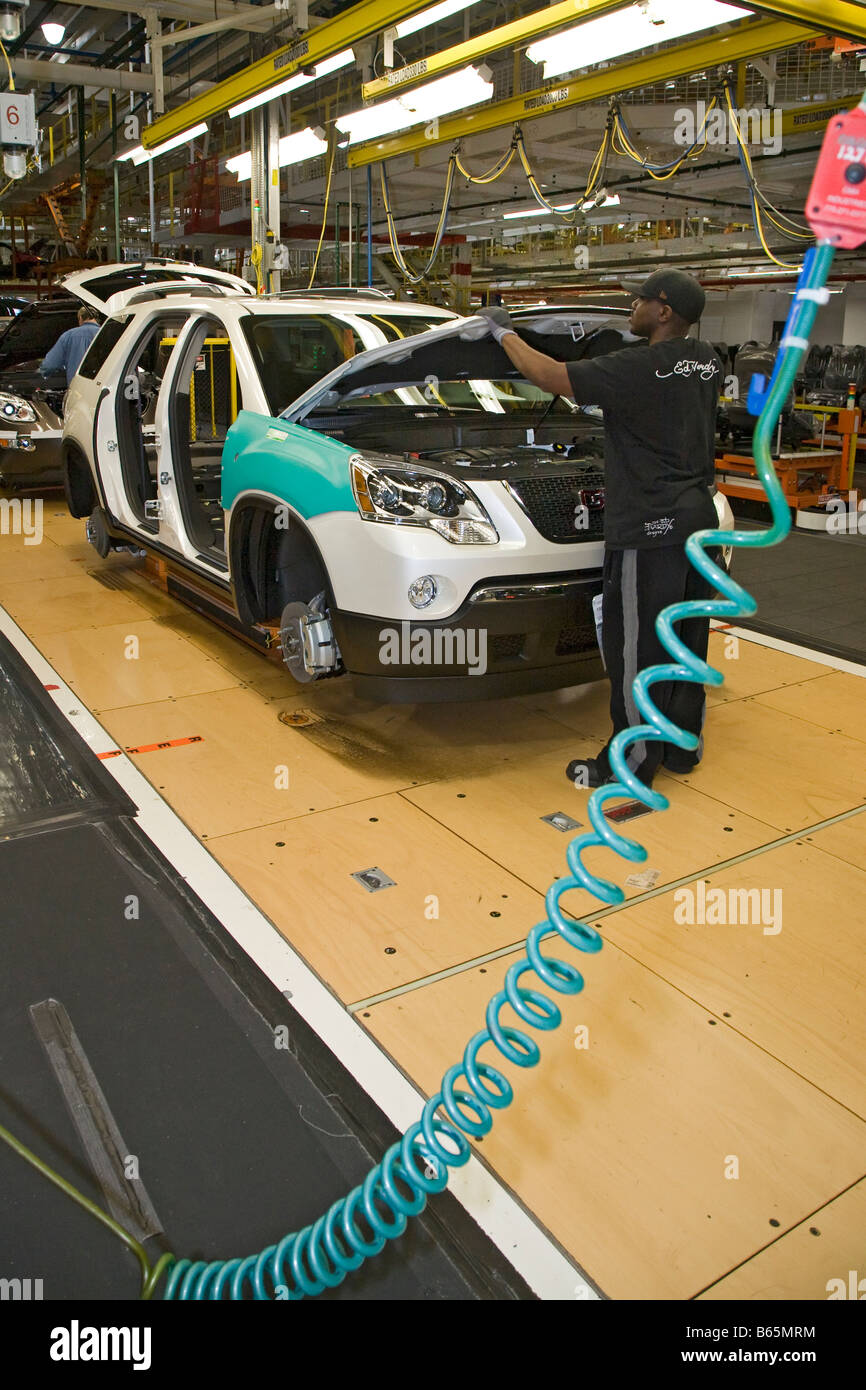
<box><xmin>580</xmin><ymin>487</ymin><xmax>605</xmax><ymax>509</ymax></box>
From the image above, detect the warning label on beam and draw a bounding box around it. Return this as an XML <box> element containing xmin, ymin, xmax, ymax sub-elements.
<box><xmin>524</xmin><ymin>87</ymin><xmax>570</xmax><ymax>112</ymax></box>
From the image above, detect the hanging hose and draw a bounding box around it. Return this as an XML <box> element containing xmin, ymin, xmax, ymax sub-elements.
<box><xmin>0</xmin><ymin>121</ymin><xmax>846</xmax><ymax>1301</ymax></box>
<box><xmin>722</xmin><ymin>80</ymin><xmax>804</xmax><ymax>271</ymax></box>
<box><xmin>612</xmin><ymin>96</ymin><xmax>717</xmax><ymax>181</ymax></box>
<box><xmin>307</xmin><ymin>135</ymin><xmax>339</xmax><ymax>290</ymax></box>
<box><xmin>382</xmin><ymin>124</ymin><xmax>611</xmax><ymax>286</ymax></box>
<box><xmin>381</xmin><ymin>154</ymin><xmax>457</xmax><ymax>284</ymax></box>
<box><xmin>454</xmin><ymin>142</ymin><xmax>517</xmax><ymax>185</ymax></box>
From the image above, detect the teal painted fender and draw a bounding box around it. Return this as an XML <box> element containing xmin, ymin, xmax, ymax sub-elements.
<box><xmin>221</xmin><ymin>410</ymin><xmax>358</xmax><ymax>518</ymax></box>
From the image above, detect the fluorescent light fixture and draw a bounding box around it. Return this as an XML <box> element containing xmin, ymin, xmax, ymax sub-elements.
<box><xmin>315</xmin><ymin>49</ymin><xmax>354</xmax><ymax>79</ymax></box>
<box><xmin>228</xmin><ymin>48</ymin><xmax>354</xmax><ymax>119</ymax></box>
<box><xmin>132</xmin><ymin>122</ymin><xmax>208</xmax><ymax>164</ymax></box>
<box><xmin>336</xmin><ymin>63</ymin><xmax>492</xmax><ymax>145</ymax></box>
<box><xmin>226</xmin><ymin>150</ymin><xmax>253</xmax><ymax>180</ymax></box>
<box><xmin>394</xmin><ymin>0</ymin><xmax>478</xmax><ymax>39</ymax></box>
<box><xmin>503</xmin><ymin>203</ymin><xmax>576</xmax><ymax>219</ymax></box>
<box><xmin>41</xmin><ymin>21</ymin><xmax>66</xmax><ymax>45</ymax></box>
<box><xmin>226</xmin><ymin>127</ymin><xmax>328</xmax><ymax>181</ymax></box>
<box><xmin>526</xmin><ymin>1</ymin><xmax>750</xmax><ymax>81</ymax></box>
<box><xmin>276</xmin><ymin>126</ymin><xmax>328</xmax><ymax>164</ymax></box>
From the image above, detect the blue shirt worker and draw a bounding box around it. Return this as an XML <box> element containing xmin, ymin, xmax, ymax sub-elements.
<box><xmin>41</xmin><ymin>305</ymin><xmax>100</xmax><ymax>383</ymax></box>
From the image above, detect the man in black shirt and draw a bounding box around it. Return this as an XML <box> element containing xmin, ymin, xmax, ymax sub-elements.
<box><xmin>477</xmin><ymin>269</ymin><xmax>721</xmax><ymax>789</ymax></box>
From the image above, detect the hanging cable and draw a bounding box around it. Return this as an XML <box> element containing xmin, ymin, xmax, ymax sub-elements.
<box><xmin>753</xmin><ymin>185</ymin><xmax>813</xmax><ymax>240</ymax></box>
<box><xmin>307</xmin><ymin>135</ymin><xmax>339</xmax><ymax>290</ymax></box>
<box><xmin>0</xmin><ymin>36</ymin><xmax>14</xmax><ymax>91</ymax></box>
<box><xmin>723</xmin><ymin>80</ymin><xmax>802</xmax><ymax>270</ymax></box>
<box><xmin>513</xmin><ymin>129</ymin><xmax>579</xmax><ymax>222</ymax></box>
<box><xmin>611</xmin><ymin>97</ymin><xmax>716</xmax><ymax>180</ymax></box>
<box><xmin>454</xmin><ymin>141</ymin><xmax>517</xmax><ymax>184</ymax></box>
<box><xmin>381</xmin><ymin>154</ymin><xmax>456</xmax><ymax>284</ymax></box>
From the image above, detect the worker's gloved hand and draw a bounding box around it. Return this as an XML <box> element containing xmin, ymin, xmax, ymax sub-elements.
<box><xmin>474</xmin><ymin>306</ymin><xmax>518</xmax><ymax>344</ymax></box>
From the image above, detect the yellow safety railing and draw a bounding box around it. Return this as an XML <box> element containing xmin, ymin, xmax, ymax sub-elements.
<box><xmin>160</xmin><ymin>336</ymin><xmax>239</xmax><ymax>443</ymax></box>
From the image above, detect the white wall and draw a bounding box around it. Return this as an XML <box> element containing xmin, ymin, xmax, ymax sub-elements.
<box><xmin>699</xmin><ymin>287</ymin><xmax>852</xmax><ymax>348</ymax></box>
<box><xmin>842</xmin><ymin>283</ymin><xmax>866</xmax><ymax>346</ymax></box>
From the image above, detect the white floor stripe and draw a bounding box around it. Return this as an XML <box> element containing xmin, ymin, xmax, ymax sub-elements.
<box><xmin>710</xmin><ymin>621</ymin><xmax>866</xmax><ymax>678</ymax></box>
<box><xmin>0</xmin><ymin>603</ymin><xmax>595</xmax><ymax>1302</ymax></box>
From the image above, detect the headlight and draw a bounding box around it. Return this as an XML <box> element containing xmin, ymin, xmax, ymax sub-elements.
<box><xmin>350</xmin><ymin>455</ymin><xmax>498</xmax><ymax>544</ymax></box>
<box><xmin>0</xmin><ymin>392</ymin><xmax>36</xmax><ymax>423</ymax></box>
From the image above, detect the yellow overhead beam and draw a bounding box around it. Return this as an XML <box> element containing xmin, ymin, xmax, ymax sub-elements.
<box><xmin>363</xmin><ymin>0</ymin><xmax>630</xmax><ymax>100</ymax></box>
<box><xmin>741</xmin><ymin>1</ymin><xmax>866</xmax><ymax>43</ymax></box>
<box><xmin>142</xmin><ymin>0</ymin><xmax>445</xmax><ymax>149</ymax></box>
<box><xmin>347</xmin><ymin>17</ymin><xmax>807</xmax><ymax>167</ymax></box>
<box><xmin>781</xmin><ymin>98</ymin><xmax>856</xmax><ymax>137</ymax></box>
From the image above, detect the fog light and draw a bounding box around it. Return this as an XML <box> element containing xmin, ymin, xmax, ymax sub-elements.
<box><xmin>408</xmin><ymin>575</ymin><xmax>437</xmax><ymax>609</ymax></box>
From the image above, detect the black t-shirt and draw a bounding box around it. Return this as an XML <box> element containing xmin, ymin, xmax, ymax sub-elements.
<box><xmin>565</xmin><ymin>337</ymin><xmax>721</xmax><ymax>548</ymax></box>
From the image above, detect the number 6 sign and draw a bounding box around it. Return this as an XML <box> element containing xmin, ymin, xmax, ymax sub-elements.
<box><xmin>0</xmin><ymin>91</ymin><xmax>36</xmax><ymax>146</ymax></box>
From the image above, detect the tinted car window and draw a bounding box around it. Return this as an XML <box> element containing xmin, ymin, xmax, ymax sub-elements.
<box><xmin>78</xmin><ymin>269</ymin><xmax>237</xmax><ymax>303</ymax></box>
<box><xmin>77</xmin><ymin>316</ymin><xmax>130</xmax><ymax>380</ymax></box>
<box><xmin>0</xmin><ymin>301</ymin><xmax>83</xmax><ymax>369</ymax></box>
<box><xmin>242</xmin><ymin>315</ymin><xmax>366</xmax><ymax>415</ymax></box>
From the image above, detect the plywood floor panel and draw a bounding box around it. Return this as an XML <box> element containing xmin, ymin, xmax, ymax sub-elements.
<box><xmin>599</xmin><ymin>839</ymin><xmax>866</xmax><ymax>1117</ymax></box>
<box><xmin>699</xmin><ymin>1179</ymin><xmax>866</xmax><ymax>1301</ymax></box>
<box><xmin>801</xmin><ymin>810</ymin><xmax>866</xmax><ymax>872</ymax></box>
<box><xmin>0</xmin><ymin>573</ymin><xmax>154</xmax><ymax>636</ymax></box>
<box><xmin>663</xmin><ymin>700</ymin><xmax>866</xmax><ymax>831</ymax></box>
<box><xmin>402</xmin><ymin>746</ymin><xmax>780</xmax><ymax>911</ymax></box>
<box><xmin>363</xmin><ymin>945</ymin><xmax>866</xmax><ymax>1300</ymax></box>
<box><xmin>0</xmin><ymin>536</ymin><xmax>87</xmax><ymax>581</ymax></box>
<box><xmin>702</xmin><ymin>631</ymin><xmax>831</xmax><ymax>707</ymax></box>
<box><xmin>145</xmin><ymin>604</ymin><xmax>286</xmax><ymax>687</ymax></box>
<box><xmin>517</xmin><ymin>677</ymin><xmax>613</xmax><ymax>743</ymax></box>
<box><xmin>519</xmin><ymin>635</ymin><xmax>832</xmax><ymax>746</ymax></box>
<box><xmin>39</xmin><ymin>620</ymin><xmax>242</xmax><ymax>712</ymax></box>
<box><xmin>753</xmin><ymin>671</ymin><xmax>866</xmax><ymax>744</ymax></box>
<box><xmin>39</xmin><ymin>509</ymin><xmax>91</xmax><ymax>546</ymax></box>
<box><xmin>236</xmin><ymin>686</ymin><xmax>585</xmax><ymax>784</ymax></box>
<box><xmin>97</xmin><ymin>686</ymin><xmax>444</xmax><ymax>838</ymax></box>
<box><xmin>209</xmin><ymin>793</ymin><xmax>545</xmax><ymax>1000</ymax></box>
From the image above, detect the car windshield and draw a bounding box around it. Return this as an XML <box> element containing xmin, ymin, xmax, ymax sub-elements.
<box><xmin>242</xmin><ymin>312</ymin><xmax>451</xmax><ymax>415</ymax></box>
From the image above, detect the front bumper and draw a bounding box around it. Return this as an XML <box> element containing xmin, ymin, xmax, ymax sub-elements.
<box><xmin>332</xmin><ymin>569</ymin><xmax>604</xmax><ymax>702</ymax></box>
<box><xmin>0</xmin><ymin>430</ymin><xmax>62</xmax><ymax>485</ymax></box>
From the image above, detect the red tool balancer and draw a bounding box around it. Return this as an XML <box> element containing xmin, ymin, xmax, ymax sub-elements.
<box><xmin>807</xmin><ymin>103</ymin><xmax>866</xmax><ymax>249</ymax></box>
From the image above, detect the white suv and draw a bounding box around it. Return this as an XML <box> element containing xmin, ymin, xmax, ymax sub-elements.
<box><xmin>62</xmin><ymin>291</ymin><xmax>732</xmax><ymax>701</ymax></box>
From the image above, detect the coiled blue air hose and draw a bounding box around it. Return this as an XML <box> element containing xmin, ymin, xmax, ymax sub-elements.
<box><xmin>157</xmin><ymin>240</ymin><xmax>836</xmax><ymax>1300</ymax></box>
<box><xmin>0</xmin><ymin>245</ymin><xmax>835</xmax><ymax>1299</ymax></box>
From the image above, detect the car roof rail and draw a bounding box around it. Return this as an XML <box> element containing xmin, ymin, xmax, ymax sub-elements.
<box><xmin>105</xmin><ymin>282</ymin><xmax>247</xmax><ymax>314</ymax></box>
<box><xmin>261</xmin><ymin>286</ymin><xmax>393</xmax><ymax>300</ymax></box>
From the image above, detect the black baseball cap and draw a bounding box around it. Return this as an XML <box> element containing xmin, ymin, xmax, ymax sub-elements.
<box><xmin>635</xmin><ymin>269</ymin><xmax>705</xmax><ymax>325</ymax></box>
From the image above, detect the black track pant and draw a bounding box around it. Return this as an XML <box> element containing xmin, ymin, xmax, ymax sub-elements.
<box><xmin>596</xmin><ymin>545</ymin><xmax>718</xmax><ymax>785</ymax></box>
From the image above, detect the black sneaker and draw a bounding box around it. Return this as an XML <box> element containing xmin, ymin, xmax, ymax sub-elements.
<box><xmin>565</xmin><ymin>757</ymin><xmax>615</xmax><ymax>789</ymax></box>
<box><xmin>661</xmin><ymin>754</ymin><xmax>698</xmax><ymax>774</ymax></box>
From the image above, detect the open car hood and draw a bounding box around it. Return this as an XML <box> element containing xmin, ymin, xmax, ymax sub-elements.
<box><xmin>284</xmin><ymin>309</ymin><xmax>640</xmax><ymax>422</ymax></box>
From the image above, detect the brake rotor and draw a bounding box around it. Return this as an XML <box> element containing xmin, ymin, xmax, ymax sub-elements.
<box><xmin>279</xmin><ymin>601</ymin><xmax>317</xmax><ymax>683</ymax></box>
